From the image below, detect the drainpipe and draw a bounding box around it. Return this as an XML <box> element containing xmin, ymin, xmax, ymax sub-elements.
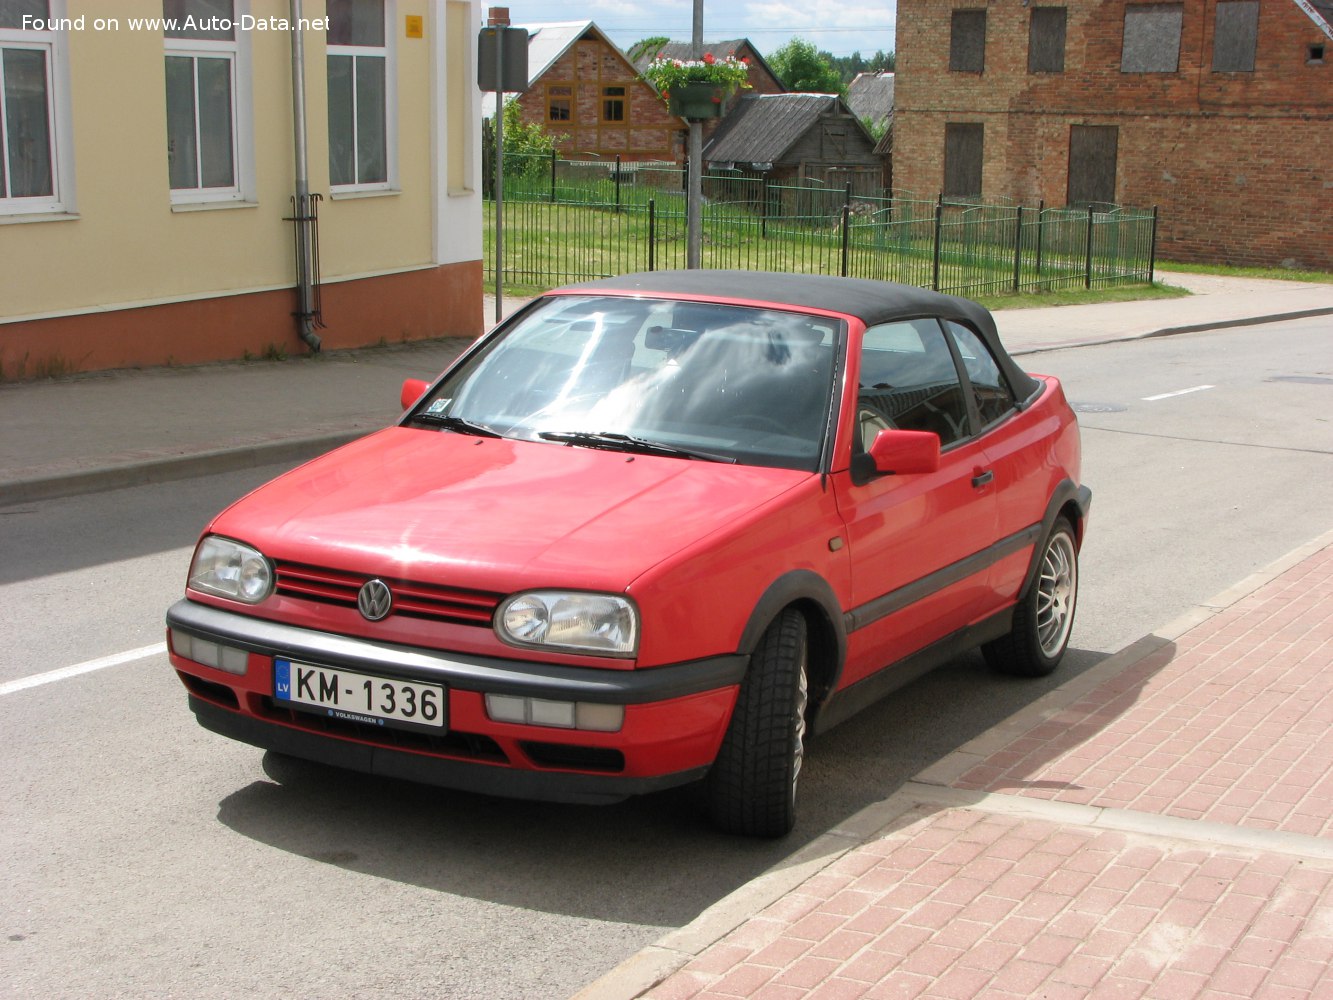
<box><xmin>289</xmin><ymin>0</ymin><xmax>321</xmax><ymax>352</ymax></box>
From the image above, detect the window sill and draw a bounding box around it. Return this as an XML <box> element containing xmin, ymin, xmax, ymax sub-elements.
<box><xmin>329</xmin><ymin>187</ymin><xmax>401</xmax><ymax>201</ymax></box>
<box><xmin>0</xmin><ymin>211</ymin><xmax>80</xmax><ymax>226</ymax></box>
<box><xmin>170</xmin><ymin>199</ymin><xmax>259</xmax><ymax>213</ymax></box>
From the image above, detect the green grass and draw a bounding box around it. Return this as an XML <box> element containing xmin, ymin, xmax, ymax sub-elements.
<box><xmin>1156</xmin><ymin>260</ymin><xmax>1333</xmax><ymax>283</ymax></box>
<box><xmin>977</xmin><ymin>282</ymin><xmax>1192</xmax><ymax>312</ymax></box>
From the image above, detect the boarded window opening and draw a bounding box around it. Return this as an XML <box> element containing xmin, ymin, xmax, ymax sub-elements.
<box><xmin>1213</xmin><ymin>1</ymin><xmax>1258</xmax><ymax>73</ymax></box>
<box><xmin>1029</xmin><ymin>7</ymin><xmax>1067</xmax><ymax>73</ymax></box>
<box><xmin>944</xmin><ymin>122</ymin><xmax>983</xmax><ymax>198</ymax></box>
<box><xmin>950</xmin><ymin>10</ymin><xmax>987</xmax><ymax>73</ymax></box>
<box><xmin>1067</xmin><ymin>125</ymin><xmax>1118</xmax><ymax>207</ymax></box>
<box><xmin>1121</xmin><ymin>3</ymin><xmax>1183</xmax><ymax>73</ymax></box>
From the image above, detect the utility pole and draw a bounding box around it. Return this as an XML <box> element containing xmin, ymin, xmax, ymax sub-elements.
<box><xmin>478</xmin><ymin>8</ymin><xmax>528</xmax><ymax>323</ymax></box>
<box><xmin>686</xmin><ymin>0</ymin><xmax>703</xmax><ymax>268</ymax></box>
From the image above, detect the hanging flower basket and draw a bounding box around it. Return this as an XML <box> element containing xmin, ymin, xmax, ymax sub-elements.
<box><xmin>668</xmin><ymin>82</ymin><xmax>729</xmax><ymax>119</ymax></box>
<box><xmin>643</xmin><ymin>52</ymin><xmax>751</xmax><ymax>121</ymax></box>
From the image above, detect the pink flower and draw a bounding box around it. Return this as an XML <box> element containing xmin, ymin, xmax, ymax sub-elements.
<box><xmin>703</xmin><ymin>52</ymin><xmax>715</xmax><ymax>65</ymax></box>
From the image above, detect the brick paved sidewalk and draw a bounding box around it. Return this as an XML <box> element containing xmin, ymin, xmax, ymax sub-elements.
<box><xmin>591</xmin><ymin>538</ymin><xmax>1333</xmax><ymax>1000</ymax></box>
<box><xmin>647</xmin><ymin>807</ymin><xmax>1332</xmax><ymax>999</ymax></box>
<box><xmin>947</xmin><ymin>545</ymin><xmax>1333</xmax><ymax>840</ymax></box>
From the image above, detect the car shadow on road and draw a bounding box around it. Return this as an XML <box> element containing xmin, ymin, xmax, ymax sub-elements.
<box><xmin>211</xmin><ymin>644</ymin><xmax>1117</xmax><ymax>928</ymax></box>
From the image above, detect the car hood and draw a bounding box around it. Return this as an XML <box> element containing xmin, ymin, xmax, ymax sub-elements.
<box><xmin>209</xmin><ymin>427</ymin><xmax>810</xmax><ymax>592</ymax></box>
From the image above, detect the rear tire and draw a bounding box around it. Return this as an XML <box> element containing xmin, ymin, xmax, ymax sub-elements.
<box><xmin>984</xmin><ymin>517</ymin><xmax>1079</xmax><ymax>677</ymax></box>
<box><xmin>706</xmin><ymin>608</ymin><xmax>809</xmax><ymax>838</ymax></box>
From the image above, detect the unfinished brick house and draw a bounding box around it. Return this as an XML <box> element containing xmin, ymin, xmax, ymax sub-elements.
<box><xmin>893</xmin><ymin>1</ymin><xmax>1332</xmax><ymax>270</ymax></box>
<box><xmin>491</xmin><ymin>21</ymin><xmax>684</xmax><ymax>161</ymax></box>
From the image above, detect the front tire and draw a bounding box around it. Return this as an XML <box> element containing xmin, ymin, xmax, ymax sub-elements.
<box><xmin>706</xmin><ymin>608</ymin><xmax>809</xmax><ymax>838</ymax></box>
<box><xmin>984</xmin><ymin>518</ymin><xmax>1079</xmax><ymax>677</ymax></box>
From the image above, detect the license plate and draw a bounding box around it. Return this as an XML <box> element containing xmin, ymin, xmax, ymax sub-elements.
<box><xmin>274</xmin><ymin>660</ymin><xmax>446</xmax><ymax>731</ymax></box>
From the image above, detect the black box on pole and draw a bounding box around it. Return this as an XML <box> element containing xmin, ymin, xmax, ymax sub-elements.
<box><xmin>477</xmin><ymin>26</ymin><xmax>528</xmax><ymax>92</ymax></box>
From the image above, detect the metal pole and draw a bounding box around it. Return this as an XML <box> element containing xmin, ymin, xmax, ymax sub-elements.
<box><xmin>840</xmin><ymin>204</ymin><xmax>851</xmax><ymax>277</ymax></box>
<box><xmin>932</xmin><ymin>195</ymin><xmax>943</xmax><ymax>291</ymax></box>
<box><xmin>1012</xmin><ymin>206</ymin><xmax>1023</xmax><ymax>291</ymax></box>
<box><xmin>1084</xmin><ymin>205</ymin><xmax>1094</xmax><ymax>290</ymax></box>
<box><xmin>686</xmin><ymin>0</ymin><xmax>703</xmax><ymax>268</ymax></box>
<box><xmin>1035</xmin><ymin>199</ymin><xmax>1045</xmax><ymax>279</ymax></box>
<box><xmin>493</xmin><ymin>28</ymin><xmax>504</xmax><ymax>323</ymax></box>
<box><xmin>1148</xmin><ymin>206</ymin><xmax>1159</xmax><ymax>284</ymax></box>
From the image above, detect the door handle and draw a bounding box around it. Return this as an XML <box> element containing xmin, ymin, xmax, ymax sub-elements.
<box><xmin>972</xmin><ymin>469</ymin><xmax>995</xmax><ymax>488</ymax></box>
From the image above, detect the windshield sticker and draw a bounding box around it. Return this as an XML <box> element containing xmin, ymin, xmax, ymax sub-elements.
<box><xmin>426</xmin><ymin>398</ymin><xmax>451</xmax><ymax>415</ymax></box>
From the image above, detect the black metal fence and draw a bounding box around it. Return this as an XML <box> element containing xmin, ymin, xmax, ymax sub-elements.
<box><xmin>484</xmin><ymin>152</ymin><xmax>1159</xmax><ymax>296</ymax></box>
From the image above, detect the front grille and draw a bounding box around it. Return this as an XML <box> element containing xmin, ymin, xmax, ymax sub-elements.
<box><xmin>274</xmin><ymin>561</ymin><xmax>501</xmax><ymax>628</ymax></box>
<box><xmin>260</xmin><ymin>697</ymin><xmax>508</xmax><ymax>763</ymax></box>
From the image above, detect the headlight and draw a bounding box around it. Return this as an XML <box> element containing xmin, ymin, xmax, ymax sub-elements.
<box><xmin>496</xmin><ymin>591</ymin><xmax>638</xmax><ymax>657</ymax></box>
<box><xmin>188</xmin><ymin>536</ymin><xmax>274</xmax><ymax>604</ymax></box>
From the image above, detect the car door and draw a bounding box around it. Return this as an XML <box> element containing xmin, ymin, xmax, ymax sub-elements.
<box><xmin>832</xmin><ymin>319</ymin><xmax>999</xmax><ymax>688</ymax></box>
<box><xmin>942</xmin><ymin>319</ymin><xmax>1045</xmax><ymax>614</ymax></box>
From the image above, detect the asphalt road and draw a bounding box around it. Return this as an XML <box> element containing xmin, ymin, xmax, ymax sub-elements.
<box><xmin>2</xmin><ymin>317</ymin><xmax>1330</xmax><ymax>998</ymax></box>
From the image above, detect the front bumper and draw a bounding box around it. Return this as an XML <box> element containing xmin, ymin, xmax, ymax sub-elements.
<box><xmin>166</xmin><ymin>600</ymin><xmax>747</xmax><ymax>804</ymax></box>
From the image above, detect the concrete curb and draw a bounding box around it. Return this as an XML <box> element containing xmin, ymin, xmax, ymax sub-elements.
<box><xmin>1007</xmin><ymin>305</ymin><xmax>1333</xmax><ymax>356</ymax></box>
<box><xmin>0</xmin><ymin>430</ymin><xmax>364</xmax><ymax>506</ymax></box>
<box><xmin>571</xmin><ymin>524</ymin><xmax>1333</xmax><ymax>1000</ymax></box>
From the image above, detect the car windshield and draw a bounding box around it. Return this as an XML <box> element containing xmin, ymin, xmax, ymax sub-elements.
<box><xmin>414</xmin><ymin>295</ymin><xmax>842</xmax><ymax>471</ymax></box>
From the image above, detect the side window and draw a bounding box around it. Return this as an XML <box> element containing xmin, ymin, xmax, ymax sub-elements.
<box><xmin>945</xmin><ymin>321</ymin><xmax>1016</xmax><ymax>428</ymax></box>
<box><xmin>857</xmin><ymin>320</ymin><xmax>970</xmax><ymax>450</ymax></box>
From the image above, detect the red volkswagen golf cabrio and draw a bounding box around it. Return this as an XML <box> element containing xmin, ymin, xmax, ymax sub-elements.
<box><xmin>167</xmin><ymin>272</ymin><xmax>1089</xmax><ymax>837</ymax></box>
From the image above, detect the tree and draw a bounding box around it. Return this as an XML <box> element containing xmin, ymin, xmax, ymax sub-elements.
<box><xmin>501</xmin><ymin>98</ymin><xmax>559</xmax><ymax>156</ymax></box>
<box><xmin>491</xmin><ymin>98</ymin><xmax>563</xmax><ymax>182</ymax></box>
<box><xmin>824</xmin><ymin>49</ymin><xmax>897</xmax><ymax>85</ymax></box>
<box><xmin>769</xmin><ymin>38</ymin><xmax>844</xmax><ymax>95</ymax></box>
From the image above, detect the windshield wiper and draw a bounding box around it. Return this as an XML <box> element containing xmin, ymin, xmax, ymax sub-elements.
<box><xmin>539</xmin><ymin>430</ymin><xmax>737</xmax><ymax>464</ymax></box>
<box><xmin>413</xmin><ymin>412</ymin><xmax>503</xmax><ymax>438</ymax></box>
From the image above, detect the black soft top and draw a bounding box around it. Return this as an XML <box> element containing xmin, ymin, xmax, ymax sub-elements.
<box><xmin>564</xmin><ymin>271</ymin><xmax>1041</xmax><ymax>400</ymax></box>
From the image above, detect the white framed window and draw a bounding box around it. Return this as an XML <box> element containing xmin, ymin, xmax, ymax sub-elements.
<box><xmin>163</xmin><ymin>0</ymin><xmax>253</xmax><ymax>205</ymax></box>
<box><xmin>0</xmin><ymin>0</ymin><xmax>74</xmax><ymax>217</ymax></box>
<box><xmin>327</xmin><ymin>0</ymin><xmax>396</xmax><ymax>192</ymax></box>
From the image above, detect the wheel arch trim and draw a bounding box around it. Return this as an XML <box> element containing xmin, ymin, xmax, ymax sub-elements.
<box><xmin>737</xmin><ymin>570</ymin><xmax>848</xmax><ymax>711</ymax></box>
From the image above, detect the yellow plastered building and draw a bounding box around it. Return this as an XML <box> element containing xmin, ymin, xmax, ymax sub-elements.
<box><xmin>0</xmin><ymin>0</ymin><xmax>483</xmax><ymax>377</ymax></box>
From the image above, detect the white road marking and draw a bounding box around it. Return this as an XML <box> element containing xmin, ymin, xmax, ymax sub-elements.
<box><xmin>1142</xmin><ymin>384</ymin><xmax>1216</xmax><ymax>401</ymax></box>
<box><xmin>0</xmin><ymin>642</ymin><xmax>167</xmax><ymax>697</ymax></box>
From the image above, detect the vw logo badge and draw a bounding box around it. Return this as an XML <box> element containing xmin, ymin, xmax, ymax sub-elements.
<box><xmin>357</xmin><ymin>579</ymin><xmax>394</xmax><ymax>621</ymax></box>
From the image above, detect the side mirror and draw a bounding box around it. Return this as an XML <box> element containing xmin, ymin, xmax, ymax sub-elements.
<box><xmin>400</xmin><ymin>378</ymin><xmax>430</xmax><ymax>411</ymax></box>
<box><xmin>866</xmin><ymin>429</ymin><xmax>940</xmax><ymax>476</ymax></box>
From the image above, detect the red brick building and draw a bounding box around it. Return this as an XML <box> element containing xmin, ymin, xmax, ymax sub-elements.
<box><xmin>489</xmin><ymin>21</ymin><xmax>684</xmax><ymax>161</ymax></box>
<box><xmin>893</xmin><ymin>1</ymin><xmax>1332</xmax><ymax>270</ymax></box>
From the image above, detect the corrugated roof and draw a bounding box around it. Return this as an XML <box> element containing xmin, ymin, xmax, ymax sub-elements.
<box><xmin>846</xmin><ymin>72</ymin><xmax>894</xmax><ymax>127</ymax></box>
<box><xmin>702</xmin><ymin>93</ymin><xmax>839</xmax><ymax>165</ymax></box>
